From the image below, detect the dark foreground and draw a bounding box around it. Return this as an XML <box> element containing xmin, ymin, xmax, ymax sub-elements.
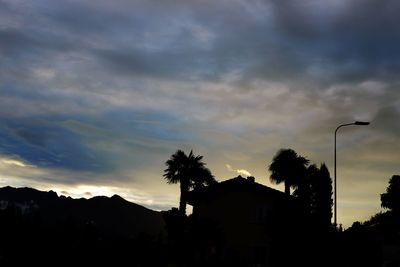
<box><xmin>0</xmin><ymin>186</ymin><xmax>399</xmax><ymax>267</ymax></box>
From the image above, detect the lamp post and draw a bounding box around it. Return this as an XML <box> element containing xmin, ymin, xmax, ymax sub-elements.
<box><xmin>334</xmin><ymin>121</ymin><xmax>370</xmax><ymax>227</ymax></box>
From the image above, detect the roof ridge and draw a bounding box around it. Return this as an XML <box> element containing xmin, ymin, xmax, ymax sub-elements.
<box><xmin>191</xmin><ymin>175</ymin><xmax>285</xmax><ymax>196</ymax></box>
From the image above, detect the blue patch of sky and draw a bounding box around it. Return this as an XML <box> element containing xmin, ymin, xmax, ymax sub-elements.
<box><xmin>0</xmin><ymin>116</ymin><xmax>111</xmax><ymax>172</ymax></box>
<box><xmin>0</xmin><ymin>106</ymin><xmax>193</xmax><ymax>172</ymax></box>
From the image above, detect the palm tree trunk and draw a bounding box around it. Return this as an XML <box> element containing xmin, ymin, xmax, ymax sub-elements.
<box><xmin>284</xmin><ymin>182</ymin><xmax>290</xmax><ymax>195</ymax></box>
<box><xmin>179</xmin><ymin>179</ymin><xmax>189</xmax><ymax>215</ymax></box>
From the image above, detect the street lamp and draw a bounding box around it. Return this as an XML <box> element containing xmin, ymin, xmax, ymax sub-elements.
<box><xmin>334</xmin><ymin>121</ymin><xmax>370</xmax><ymax>227</ymax></box>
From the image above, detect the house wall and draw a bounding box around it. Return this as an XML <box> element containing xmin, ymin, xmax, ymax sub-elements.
<box><xmin>192</xmin><ymin>189</ymin><xmax>289</xmax><ymax>266</ymax></box>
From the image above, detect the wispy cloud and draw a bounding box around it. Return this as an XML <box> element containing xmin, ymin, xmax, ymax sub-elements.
<box><xmin>1</xmin><ymin>157</ymin><xmax>34</xmax><ymax>168</ymax></box>
<box><xmin>226</xmin><ymin>164</ymin><xmax>252</xmax><ymax>177</ymax></box>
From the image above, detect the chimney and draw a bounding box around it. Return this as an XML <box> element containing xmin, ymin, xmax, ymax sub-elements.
<box><xmin>247</xmin><ymin>176</ymin><xmax>255</xmax><ymax>183</ymax></box>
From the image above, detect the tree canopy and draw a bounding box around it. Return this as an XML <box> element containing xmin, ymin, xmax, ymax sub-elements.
<box><xmin>268</xmin><ymin>148</ymin><xmax>310</xmax><ymax>195</ymax></box>
<box><xmin>269</xmin><ymin>149</ymin><xmax>332</xmax><ymax>228</ymax></box>
<box><xmin>163</xmin><ymin>150</ymin><xmax>216</xmax><ymax>215</ymax></box>
<box><xmin>381</xmin><ymin>175</ymin><xmax>400</xmax><ymax>213</ymax></box>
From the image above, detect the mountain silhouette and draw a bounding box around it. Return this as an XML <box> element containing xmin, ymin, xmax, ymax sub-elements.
<box><xmin>0</xmin><ymin>186</ymin><xmax>165</xmax><ymax>239</ymax></box>
<box><xmin>0</xmin><ymin>186</ymin><xmax>166</xmax><ymax>266</ymax></box>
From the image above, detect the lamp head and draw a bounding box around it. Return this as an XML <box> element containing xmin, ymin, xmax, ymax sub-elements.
<box><xmin>354</xmin><ymin>121</ymin><xmax>370</xmax><ymax>126</ymax></box>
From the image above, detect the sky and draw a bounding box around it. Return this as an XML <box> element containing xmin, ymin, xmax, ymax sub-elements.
<box><xmin>0</xmin><ymin>0</ymin><xmax>399</xmax><ymax>227</ymax></box>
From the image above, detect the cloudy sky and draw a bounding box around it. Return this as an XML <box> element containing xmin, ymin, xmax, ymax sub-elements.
<box><xmin>1</xmin><ymin>0</ymin><xmax>399</xmax><ymax>227</ymax></box>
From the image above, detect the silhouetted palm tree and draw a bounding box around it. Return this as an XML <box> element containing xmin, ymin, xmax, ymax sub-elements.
<box><xmin>191</xmin><ymin>167</ymin><xmax>216</xmax><ymax>190</ymax></box>
<box><xmin>164</xmin><ymin>150</ymin><xmax>215</xmax><ymax>215</ymax></box>
<box><xmin>268</xmin><ymin>148</ymin><xmax>309</xmax><ymax>195</ymax></box>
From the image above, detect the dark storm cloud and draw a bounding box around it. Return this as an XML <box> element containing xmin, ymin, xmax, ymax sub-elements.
<box><xmin>0</xmin><ymin>29</ymin><xmax>38</xmax><ymax>55</ymax></box>
<box><xmin>0</xmin><ymin>28</ymin><xmax>75</xmax><ymax>60</ymax></box>
<box><xmin>268</xmin><ymin>0</ymin><xmax>400</xmax><ymax>84</ymax></box>
<box><xmin>1</xmin><ymin>0</ymin><xmax>399</xmax><ymax>156</ymax></box>
<box><xmin>372</xmin><ymin>105</ymin><xmax>400</xmax><ymax>136</ymax></box>
<box><xmin>43</xmin><ymin>1</ymin><xmax>133</xmax><ymax>34</ymax></box>
<box><xmin>2</xmin><ymin>0</ymin><xmax>399</xmax><ymax>86</ymax></box>
<box><xmin>1</xmin><ymin>0</ymin><xmax>400</xmax><ymax>224</ymax></box>
<box><xmin>93</xmin><ymin>47</ymin><xmax>216</xmax><ymax>79</ymax></box>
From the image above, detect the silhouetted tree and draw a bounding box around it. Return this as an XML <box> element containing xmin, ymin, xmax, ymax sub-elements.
<box><xmin>191</xmin><ymin>167</ymin><xmax>216</xmax><ymax>191</ymax></box>
<box><xmin>268</xmin><ymin>148</ymin><xmax>309</xmax><ymax>195</ymax></box>
<box><xmin>381</xmin><ymin>175</ymin><xmax>400</xmax><ymax>214</ymax></box>
<box><xmin>294</xmin><ymin>164</ymin><xmax>317</xmax><ymax>215</ymax></box>
<box><xmin>311</xmin><ymin>163</ymin><xmax>333</xmax><ymax>229</ymax></box>
<box><xmin>293</xmin><ymin>163</ymin><xmax>333</xmax><ymax>228</ymax></box>
<box><xmin>164</xmin><ymin>150</ymin><xmax>215</xmax><ymax>215</ymax></box>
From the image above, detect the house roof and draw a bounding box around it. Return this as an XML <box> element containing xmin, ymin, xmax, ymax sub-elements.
<box><xmin>187</xmin><ymin>175</ymin><xmax>290</xmax><ymax>205</ymax></box>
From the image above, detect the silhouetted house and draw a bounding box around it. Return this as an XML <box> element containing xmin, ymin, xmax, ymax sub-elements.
<box><xmin>188</xmin><ymin>175</ymin><xmax>301</xmax><ymax>267</ymax></box>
